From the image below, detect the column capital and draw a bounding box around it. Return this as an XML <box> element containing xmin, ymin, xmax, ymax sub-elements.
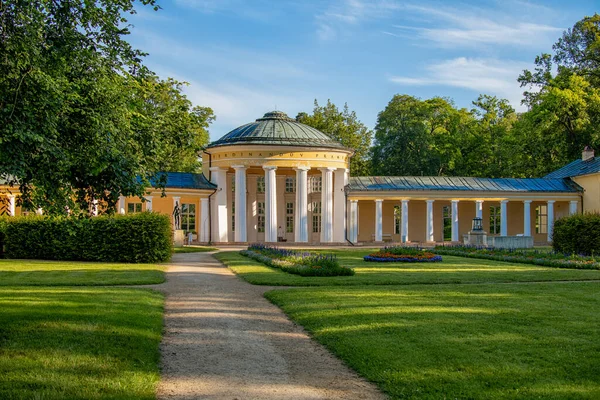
<box><xmin>475</xmin><ymin>199</ymin><xmax>484</xmax><ymax>204</ymax></box>
<box><xmin>451</xmin><ymin>199</ymin><xmax>460</xmax><ymax>204</ymax></box>
<box><xmin>374</xmin><ymin>199</ymin><xmax>384</xmax><ymax>203</ymax></box>
<box><xmin>350</xmin><ymin>199</ymin><xmax>358</xmax><ymax>203</ymax></box>
<box><xmin>523</xmin><ymin>200</ymin><xmax>532</xmax><ymax>204</ymax></box>
<box><xmin>336</xmin><ymin>167</ymin><xmax>350</xmax><ymax>173</ymax></box>
<box><xmin>209</xmin><ymin>166</ymin><xmax>227</xmax><ymax>172</ymax></box>
<box><xmin>569</xmin><ymin>200</ymin><xmax>578</xmax><ymax>204</ymax></box>
<box><xmin>262</xmin><ymin>165</ymin><xmax>277</xmax><ymax>171</ymax></box>
<box><xmin>318</xmin><ymin>167</ymin><xmax>336</xmax><ymax>172</ymax></box>
<box><xmin>401</xmin><ymin>199</ymin><xmax>409</xmax><ymax>204</ymax></box>
<box><xmin>293</xmin><ymin>166</ymin><xmax>310</xmax><ymax>172</ymax></box>
<box><xmin>231</xmin><ymin>164</ymin><xmax>248</xmax><ymax>170</ymax></box>
<box><xmin>426</xmin><ymin>199</ymin><xmax>435</xmax><ymax>204</ymax></box>
<box><xmin>7</xmin><ymin>194</ymin><xmax>15</xmax><ymax>199</ymax></box>
<box><xmin>145</xmin><ymin>195</ymin><xmax>153</xmax><ymax>199</ymax></box>
<box><xmin>500</xmin><ymin>199</ymin><xmax>509</xmax><ymax>204</ymax></box>
<box><xmin>547</xmin><ymin>200</ymin><xmax>556</xmax><ymax>204</ymax></box>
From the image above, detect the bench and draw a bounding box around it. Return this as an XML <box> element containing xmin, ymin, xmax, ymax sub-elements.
<box><xmin>372</xmin><ymin>233</ymin><xmax>393</xmax><ymax>242</ymax></box>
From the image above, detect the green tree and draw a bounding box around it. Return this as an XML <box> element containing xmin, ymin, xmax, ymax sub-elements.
<box><xmin>0</xmin><ymin>1</ymin><xmax>212</xmax><ymax>215</ymax></box>
<box><xmin>296</xmin><ymin>100</ymin><xmax>372</xmax><ymax>176</ymax></box>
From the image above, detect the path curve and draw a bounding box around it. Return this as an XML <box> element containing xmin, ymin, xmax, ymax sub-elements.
<box><xmin>155</xmin><ymin>252</ymin><xmax>385</xmax><ymax>400</ymax></box>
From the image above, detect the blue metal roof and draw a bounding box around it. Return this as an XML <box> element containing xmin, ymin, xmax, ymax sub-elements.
<box><xmin>544</xmin><ymin>156</ymin><xmax>600</xmax><ymax>179</ymax></box>
<box><xmin>349</xmin><ymin>176</ymin><xmax>581</xmax><ymax>193</ymax></box>
<box><xmin>150</xmin><ymin>172</ymin><xmax>216</xmax><ymax>190</ymax></box>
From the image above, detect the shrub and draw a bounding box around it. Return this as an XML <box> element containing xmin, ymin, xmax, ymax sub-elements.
<box><xmin>0</xmin><ymin>216</ymin><xmax>8</xmax><ymax>257</ymax></box>
<box><xmin>553</xmin><ymin>212</ymin><xmax>600</xmax><ymax>256</ymax></box>
<box><xmin>364</xmin><ymin>246</ymin><xmax>442</xmax><ymax>262</ymax></box>
<box><xmin>4</xmin><ymin>212</ymin><xmax>172</xmax><ymax>263</ymax></box>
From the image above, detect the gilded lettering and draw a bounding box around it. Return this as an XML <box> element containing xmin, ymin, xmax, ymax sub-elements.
<box><xmin>258</xmin><ymin>153</ymin><xmax>262</xmax><ymax>156</ymax></box>
<box><xmin>232</xmin><ymin>153</ymin><xmax>236</xmax><ymax>157</ymax></box>
<box><xmin>300</xmin><ymin>154</ymin><xmax>303</xmax><ymax>157</ymax></box>
<box><xmin>248</xmin><ymin>153</ymin><xmax>252</xmax><ymax>156</ymax></box>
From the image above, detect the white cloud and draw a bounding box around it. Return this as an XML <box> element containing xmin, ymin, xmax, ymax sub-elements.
<box><xmin>389</xmin><ymin>57</ymin><xmax>532</xmax><ymax>110</ymax></box>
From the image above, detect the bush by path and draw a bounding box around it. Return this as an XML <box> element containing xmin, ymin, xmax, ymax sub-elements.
<box><xmin>553</xmin><ymin>212</ymin><xmax>600</xmax><ymax>256</ymax></box>
<box><xmin>365</xmin><ymin>246</ymin><xmax>442</xmax><ymax>262</ymax></box>
<box><xmin>4</xmin><ymin>213</ymin><xmax>172</xmax><ymax>263</ymax></box>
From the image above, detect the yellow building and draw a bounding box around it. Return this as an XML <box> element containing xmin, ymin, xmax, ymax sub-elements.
<box><xmin>2</xmin><ymin>111</ymin><xmax>599</xmax><ymax>246</ymax></box>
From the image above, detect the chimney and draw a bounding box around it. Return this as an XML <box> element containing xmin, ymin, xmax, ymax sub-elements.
<box><xmin>582</xmin><ymin>146</ymin><xmax>595</xmax><ymax>162</ymax></box>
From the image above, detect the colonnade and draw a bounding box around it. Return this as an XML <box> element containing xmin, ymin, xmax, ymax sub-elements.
<box><xmin>348</xmin><ymin>198</ymin><xmax>580</xmax><ymax>244</ymax></box>
<box><xmin>210</xmin><ymin>166</ymin><xmax>348</xmax><ymax>243</ymax></box>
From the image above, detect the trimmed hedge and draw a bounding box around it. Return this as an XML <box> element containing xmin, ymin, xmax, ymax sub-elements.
<box><xmin>4</xmin><ymin>212</ymin><xmax>172</xmax><ymax>263</ymax></box>
<box><xmin>553</xmin><ymin>212</ymin><xmax>600</xmax><ymax>256</ymax></box>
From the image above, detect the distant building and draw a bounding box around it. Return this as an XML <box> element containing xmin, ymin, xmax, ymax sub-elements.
<box><xmin>3</xmin><ymin>111</ymin><xmax>599</xmax><ymax>245</ymax></box>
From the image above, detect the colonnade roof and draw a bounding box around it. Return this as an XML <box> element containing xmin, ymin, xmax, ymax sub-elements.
<box><xmin>206</xmin><ymin>111</ymin><xmax>348</xmax><ymax>150</ymax></box>
<box><xmin>348</xmin><ymin>176</ymin><xmax>581</xmax><ymax>193</ymax></box>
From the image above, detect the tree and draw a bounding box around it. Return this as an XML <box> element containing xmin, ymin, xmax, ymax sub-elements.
<box><xmin>0</xmin><ymin>1</ymin><xmax>213</xmax><ymax>215</ymax></box>
<box><xmin>296</xmin><ymin>100</ymin><xmax>372</xmax><ymax>176</ymax></box>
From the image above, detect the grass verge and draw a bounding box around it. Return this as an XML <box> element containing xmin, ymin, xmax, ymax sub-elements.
<box><xmin>266</xmin><ymin>282</ymin><xmax>600</xmax><ymax>399</ymax></box>
<box><xmin>173</xmin><ymin>246</ymin><xmax>217</xmax><ymax>253</ymax></box>
<box><xmin>0</xmin><ymin>259</ymin><xmax>165</xmax><ymax>286</ymax></box>
<box><xmin>217</xmin><ymin>250</ymin><xmax>600</xmax><ymax>286</ymax></box>
<box><xmin>0</xmin><ymin>287</ymin><xmax>163</xmax><ymax>399</ymax></box>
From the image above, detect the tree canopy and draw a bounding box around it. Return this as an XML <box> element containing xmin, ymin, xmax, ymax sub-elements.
<box><xmin>0</xmin><ymin>0</ymin><xmax>213</xmax><ymax>215</ymax></box>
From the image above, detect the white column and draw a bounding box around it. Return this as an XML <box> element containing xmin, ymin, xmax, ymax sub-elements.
<box><xmin>7</xmin><ymin>195</ymin><xmax>15</xmax><ymax>217</ymax></box>
<box><xmin>233</xmin><ymin>165</ymin><xmax>247</xmax><ymax>242</ymax></box>
<box><xmin>523</xmin><ymin>200</ymin><xmax>532</xmax><ymax>236</ymax></box>
<box><xmin>475</xmin><ymin>200</ymin><xmax>483</xmax><ymax>219</ymax></box>
<box><xmin>263</xmin><ymin>166</ymin><xmax>277</xmax><ymax>242</ymax></box>
<box><xmin>547</xmin><ymin>200</ymin><xmax>555</xmax><ymax>242</ymax></box>
<box><xmin>500</xmin><ymin>200</ymin><xmax>508</xmax><ymax>237</ymax></box>
<box><xmin>210</xmin><ymin>167</ymin><xmax>228</xmax><ymax>242</ymax></box>
<box><xmin>294</xmin><ymin>167</ymin><xmax>309</xmax><ymax>243</ymax></box>
<box><xmin>145</xmin><ymin>196</ymin><xmax>153</xmax><ymax>212</ymax></box>
<box><xmin>451</xmin><ymin>200</ymin><xmax>459</xmax><ymax>242</ymax></box>
<box><xmin>172</xmin><ymin>196</ymin><xmax>181</xmax><ymax>229</ymax></box>
<box><xmin>426</xmin><ymin>200</ymin><xmax>435</xmax><ymax>242</ymax></box>
<box><xmin>375</xmin><ymin>199</ymin><xmax>383</xmax><ymax>242</ymax></box>
<box><xmin>349</xmin><ymin>199</ymin><xmax>358</xmax><ymax>243</ymax></box>
<box><xmin>569</xmin><ymin>201</ymin><xmax>578</xmax><ymax>215</ymax></box>
<box><xmin>200</xmin><ymin>197</ymin><xmax>209</xmax><ymax>243</ymax></box>
<box><xmin>91</xmin><ymin>199</ymin><xmax>98</xmax><ymax>216</ymax></box>
<box><xmin>118</xmin><ymin>196</ymin><xmax>126</xmax><ymax>215</ymax></box>
<box><xmin>320</xmin><ymin>167</ymin><xmax>335</xmax><ymax>243</ymax></box>
<box><xmin>333</xmin><ymin>168</ymin><xmax>348</xmax><ymax>243</ymax></box>
<box><xmin>401</xmin><ymin>199</ymin><xmax>409</xmax><ymax>243</ymax></box>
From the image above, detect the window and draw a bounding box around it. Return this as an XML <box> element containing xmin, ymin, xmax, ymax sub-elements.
<box><xmin>127</xmin><ymin>203</ymin><xmax>142</xmax><ymax>213</ymax></box>
<box><xmin>442</xmin><ymin>206</ymin><xmax>452</xmax><ymax>241</ymax></box>
<box><xmin>257</xmin><ymin>177</ymin><xmax>265</xmax><ymax>193</ymax></box>
<box><xmin>312</xmin><ymin>201</ymin><xmax>321</xmax><ymax>233</ymax></box>
<box><xmin>311</xmin><ymin>176</ymin><xmax>322</xmax><ymax>193</ymax></box>
<box><xmin>394</xmin><ymin>205</ymin><xmax>401</xmax><ymax>235</ymax></box>
<box><xmin>285</xmin><ymin>177</ymin><xmax>295</xmax><ymax>193</ymax></box>
<box><xmin>231</xmin><ymin>201</ymin><xmax>235</xmax><ymax>232</ymax></box>
<box><xmin>536</xmin><ymin>205</ymin><xmax>548</xmax><ymax>234</ymax></box>
<box><xmin>181</xmin><ymin>203</ymin><xmax>196</xmax><ymax>232</ymax></box>
<box><xmin>286</xmin><ymin>202</ymin><xmax>294</xmax><ymax>233</ymax></box>
<box><xmin>257</xmin><ymin>202</ymin><xmax>265</xmax><ymax>233</ymax></box>
<box><xmin>489</xmin><ymin>206</ymin><xmax>501</xmax><ymax>235</ymax></box>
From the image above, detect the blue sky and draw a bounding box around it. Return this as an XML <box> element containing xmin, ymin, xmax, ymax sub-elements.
<box><xmin>128</xmin><ymin>0</ymin><xmax>599</xmax><ymax>141</ymax></box>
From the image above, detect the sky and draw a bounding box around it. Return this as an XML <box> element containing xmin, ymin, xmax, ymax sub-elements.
<box><xmin>127</xmin><ymin>0</ymin><xmax>599</xmax><ymax>141</ymax></box>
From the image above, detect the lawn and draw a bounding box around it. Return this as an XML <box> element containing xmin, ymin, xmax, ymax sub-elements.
<box><xmin>216</xmin><ymin>249</ymin><xmax>600</xmax><ymax>286</ymax></box>
<box><xmin>173</xmin><ymin>246</ymin><xmax>217</xmax><ymax>253</ymax></box>
<box><xmin>0</xmin><ymin>287</ymin><xmax>163</xmax><ymax>399</ymax></box>
<box><xmin>0</xmin><ymin>259</ymin><xmax>165</xmax><ymax>286</ymax></box>
<box><xmin>266</xmin><ymin>282</ymin><xmax>600</xmax><ymax>399</ymax></box>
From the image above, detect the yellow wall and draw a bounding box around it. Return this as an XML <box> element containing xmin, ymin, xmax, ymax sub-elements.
<box><xmin>574</xmin><ymin>173</ymin><xmax>600</xmax><ymax>212</ymax></box>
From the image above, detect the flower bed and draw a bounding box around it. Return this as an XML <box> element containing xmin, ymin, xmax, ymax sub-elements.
<box><xmin>240</xmin><ymin>244</ymin><xmax>354</xmax><ymax>277</ymax></box>
<box><xmin>364</xmin><ymin>246</ymin><xmax>442</xmax><ymax>263</ymax></box>
<box><xmin>433</xmin><ymin>245</ymin><xmax>600</xmax><ymax>270</ymax></box>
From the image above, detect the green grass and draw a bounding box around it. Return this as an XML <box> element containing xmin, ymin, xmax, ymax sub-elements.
<box><xmin>0</xmin><ymin>259</ymin><xmax>165</xmax><ymax>286</ymax></box>
<box><xmin>216</xmin><ymin>249</ymin><xmax>600</xmax><ymax>286</ymax></box>
<box><xmin>173</xmin><ymin>246</ymin><xmax>217</xmax><ymax>253</ymax></box>
<box><xmin>0</xmin><ymin>287</ymin><xmax>164</xmax><ymax>399</ymax></box>
<box><xmin>266</xmin><ymin>282</ymin><xmax>600</xmax><ymax>399</ymax></box>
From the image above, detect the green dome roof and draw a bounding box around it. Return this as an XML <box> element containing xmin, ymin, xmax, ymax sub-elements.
<box><xmin>207</xmin><ymin>111</ymin><xmax>346</xmax><ymax>149</ymax></box>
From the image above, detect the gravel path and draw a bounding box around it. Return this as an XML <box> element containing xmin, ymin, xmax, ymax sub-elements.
<box><xmin>155</xmin><ymin>252</ymin><xmax>386</xmax><ymax>400</ymax></box>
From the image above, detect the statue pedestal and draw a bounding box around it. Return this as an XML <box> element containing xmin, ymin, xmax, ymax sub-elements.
<box><xmin>173</xmin><ymin>230</ymin><xmax>185</xmax><ymax>248</ymax></box>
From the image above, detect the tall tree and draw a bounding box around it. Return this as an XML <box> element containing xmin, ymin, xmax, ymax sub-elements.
<box><xmin>296</xmin><ymin>100</ymin><xmax>372</xmax><ymax>176</ymax></box>
<box><xmin>0</xmin><ymin>1</ymin><xmax>213</xmax><ymax>215</ymax></box>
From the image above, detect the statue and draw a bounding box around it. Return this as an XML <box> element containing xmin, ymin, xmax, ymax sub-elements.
<box><xmin>172</xmin><ymin>201</ymin><xmax>181</xmax><ymax>230</ymax></box>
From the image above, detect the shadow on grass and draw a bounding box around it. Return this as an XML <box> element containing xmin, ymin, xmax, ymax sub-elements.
<box><xmin>0</xmin><ymin>269</ymin><xmax>165</xmax><ymax>286</ymax></box>
<box><xmin>0</xmin><ymin>287</ymin><xmax>163</xmax><ymax>399</ymax></box>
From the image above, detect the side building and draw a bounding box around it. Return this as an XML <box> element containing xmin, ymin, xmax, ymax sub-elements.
<box><xmin>2</xmin><ymin>111</ymin><xmax>599</xmax><ymax>245</ymax></box>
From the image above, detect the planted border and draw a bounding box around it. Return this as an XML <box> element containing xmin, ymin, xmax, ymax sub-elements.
<box><xmin>240</xmin><ymin>244</ymin><xmax>354</xmax><ymax>277</ymax></box>
<box><xmin>433</xmin><ymin>245</ymin><xmax>600</xmax><ymax>270</ymax></box>
<box><xmin>364</xmin><ymin>246</ymin><xmax>442</xmax><ymax>263</ymax></box>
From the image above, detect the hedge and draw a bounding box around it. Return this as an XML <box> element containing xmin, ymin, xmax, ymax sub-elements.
<box><xmin>553</xmin><ymin>212</ymin><xmax>600</xmax><ymax>256</ymax></box>
<box><xmin>4</xmin><ymin>212</ymin><xmax>172</xmax><ymax>263</ymax></box>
